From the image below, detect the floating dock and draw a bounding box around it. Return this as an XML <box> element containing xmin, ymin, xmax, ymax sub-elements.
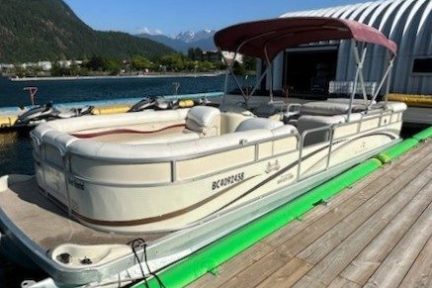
<box><xmin>187</xmin><ymin>140</ymin><xmax>432</xmax><ymax>288</ymax></box>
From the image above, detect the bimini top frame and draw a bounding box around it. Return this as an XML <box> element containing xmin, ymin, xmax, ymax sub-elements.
<box><xmin>214</xmin><ymin>17</ymin><xmax>398</xmax><ymax>116</ymax></box>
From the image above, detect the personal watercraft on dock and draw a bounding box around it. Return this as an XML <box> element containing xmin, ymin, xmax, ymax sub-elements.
<box><xmin>128</xmin><ymin>96</ymin><xmax>212</xmax><ymax>112</ymax></box>
<box><xmin>0</xmin><ymin>17</ymin><xmax>406</xmax><ymax>287</ymax></box>
<box><xmin>14</xmin><ymin>102</ymin><xmax>94</xmax><ymax>127</ymax></box>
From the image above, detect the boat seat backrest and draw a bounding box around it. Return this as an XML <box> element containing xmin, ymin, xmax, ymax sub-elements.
<box><xmin>124</xmin><ymin>131</ymin><xmax>200</xmax><ymax>145</ymax></box>
<box><xmin>297</xmin><ymin>115</ymin><xmax>346</xmax><ymax>146</ymax></box>
<box><xmin>220</xmin><ymin>111</ymin><xmax>253</xmax><ymax>134</ymax></box>
<box><xmin>254</xmin><ymin>103</ymin><xmax>279</xmax><ymax>118</ymax></box>
<box><xmin>383</xmin><ymin>101</ymin><xmax>407</xmax><ymax>112</ymax></box>
<box><xmin>46</xmin><ymin>109</ymin><xmax>189</xmax><ymax>133</ymax></box>
<box><xmin>185</xmin><ymin>106</ymin><xmax>221</xmax><ymax>137</ymax></box>
<box><xmin>301</xmin><ymin>101</ymin><xmax>366</xmax><ymax>116</ymax></box>
<box><xmin>235</xmin><ymin>117</ymin><xmax>284</xmax><ymax>132</ymax></box>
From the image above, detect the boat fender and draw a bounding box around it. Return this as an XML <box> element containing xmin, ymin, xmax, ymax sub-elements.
<box><xmin>179</xmin><ymin>99</ymin><xmax>194</xmax><ymax>108</ymax></box>
<box><xmin>412</xmin><ymin>126</ymin><xmax>432</xmax><ymax>142</ymax></box>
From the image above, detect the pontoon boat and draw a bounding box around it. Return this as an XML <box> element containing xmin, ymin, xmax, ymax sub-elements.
<box><xmin>0</xmin><ymin>17</ymin><xmax>406</xmax><ymax>287</ymax></box>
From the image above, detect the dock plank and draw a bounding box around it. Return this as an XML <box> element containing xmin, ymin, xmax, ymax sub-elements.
<box><xmin>398</xmin><ymin>235</ymin><xmax>432</xmax><ymax>288</ymax></box>
<box><xmin>340</xmin><ymin>179</ymin><xmax>432</xmax><ymax>285</ymax></box>
<box><xmin>327</xmin><ymin>276</ymin><xmax>361</xmax><ymax>288</ymax></box>
<box><xmin>187</xmin><ymin>242</ymin><xmax>274</xmax><ymax>288</ymax></box>
<box><xmin>364</xmin><ymin>200</ymin><xmax>432</xmax><ymax>288</ymax></box>
<box><xmin>220</xmin><ymin>250</ymin><xmax>292</xmax><ymax>288</ymax></box>
<box><xmin>299</xmin><ymin>168</ymin><xmax>432</xmax><ymax>286</ymax></box>
<box><xmin>256</xmin><ymin>257</ymin><xmax>313</xmax><ymax>288</ymax></box>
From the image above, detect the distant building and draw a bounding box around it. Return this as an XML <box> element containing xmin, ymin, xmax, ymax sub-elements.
<box><xmin>38</xmin><ymin>61</ymin><xmax>52</xmax><ymax>71</ymax></box>
<box><xmin>202</xmin><ymin>51</ymin><xmax>220</xmax><ymax>62</ymax></box>
<box><xmin>0</xmin><ymin>64</ymin><xmax>15</xmax><ymax>69</ymax></box>
<box><xmin>262</xmin><ymin>0</ymin><xmax>432</xmax><ymax>95</ymax></box>
<box><xmin>58</xmin><ymin>60</ymin><xmax>73</xmax><ymax>68</ymax></box>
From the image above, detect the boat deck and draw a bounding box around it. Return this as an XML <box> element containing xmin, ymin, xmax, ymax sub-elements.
<box><xmin>0</xmin><ymin>178</ymin><xmax>167</xmax><ymax>250</ymax></box>
<box><xmin>189</xmin><ymin>140</ymin><xmax>432</xmax><ymax>288</ymax></box>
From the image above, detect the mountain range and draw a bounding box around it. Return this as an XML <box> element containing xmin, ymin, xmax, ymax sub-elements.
<box><xmin>137</xmin><ymin>30</ymin><xmax>216</xmax><ymax>53</ymax></box>
<box><xmin>0</xmin><ymin>0</ymin><xmax>174</xmax><ymax>63</ymax></box>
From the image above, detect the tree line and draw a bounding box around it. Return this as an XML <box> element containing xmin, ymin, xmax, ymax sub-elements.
<box><xmin>5</xmin><ymin>48</ymin><xmax>257</xmax><ymax>78</ymax></box>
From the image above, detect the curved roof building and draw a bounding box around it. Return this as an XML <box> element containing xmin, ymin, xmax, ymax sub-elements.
<box><xmin>270</xmin><ymin>0</ymin><xmax>432</xmax><ymax>95</ymax></box>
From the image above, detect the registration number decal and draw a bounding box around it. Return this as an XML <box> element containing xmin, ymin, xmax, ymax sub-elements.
<box><xmin>212</xmin><ymin>172</ymin><xmax>245</xmax><ymax>190</ymax></box>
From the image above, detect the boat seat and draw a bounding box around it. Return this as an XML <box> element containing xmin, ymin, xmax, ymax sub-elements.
<box><xmin>301</xmin><ymin>101</ymin><xmax>367</xmax><ymax>116</ymax></box>
<box><xmin>297</xmin><ymin>115</ymin><xmax>346</xmax><ymax>146</ymax></box>
<box><xmin>124</xmin><ymin>131</ymin><xmax>200</xmax><ymax>145</ymax></box>
<box><xmin>219</xmin><ymin>104</ymin><xmax>255</xmax><ymax>116</ymax></box>
<box><xmin>327</xmin><ymin>98</ymin><xmax>376</xmax><ymax>105</ymax></box>
<box><xmin>235</xmin><ymin>117</ymin><xmax>284</xmax><ymax>132</ymax></box>
<box><xmin>185</xmin><ymin>106</ymin><xmax>221</xmax><ymax>137</ymax></box>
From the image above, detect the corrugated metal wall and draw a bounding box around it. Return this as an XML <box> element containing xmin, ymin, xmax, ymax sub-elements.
<box><xmin>273</xmin><ymin>0</ymin><xmax>432</xmax><ymax>94</ymax></box>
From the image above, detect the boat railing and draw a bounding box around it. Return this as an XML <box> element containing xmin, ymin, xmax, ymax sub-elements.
<box><xmin>297</xmin><ymin>125</ymin><xmax>334</xmax><ymax>181</ymax></box>
<box><xmin>296</xmin><ymin>106</ymin><xmax>400</xmax><ymax>181</ymax></box>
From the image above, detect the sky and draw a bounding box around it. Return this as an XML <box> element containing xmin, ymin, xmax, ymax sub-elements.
<box><xmin>64</xmin><ymin>0</ymin><xmax>370</xmax><ymax>37</ymax></box>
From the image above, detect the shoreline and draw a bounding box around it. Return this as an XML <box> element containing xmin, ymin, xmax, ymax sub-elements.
<box><xmin>8</xmin><ymin>72</ymin><xmax>225</xmax><ymax>82</ymax></box>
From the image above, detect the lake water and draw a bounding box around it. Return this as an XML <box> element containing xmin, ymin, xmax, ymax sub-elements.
<box><xmin>0</xmin><ymin>74</ymin><xmax>256</xmax><ymax>287</ymax></box>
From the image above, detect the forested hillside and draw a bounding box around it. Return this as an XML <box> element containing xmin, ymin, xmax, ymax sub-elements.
<box><xmin>0</xmin><ymin>0</ymin><xmax>174</xmax><ymax>62</ymax></box>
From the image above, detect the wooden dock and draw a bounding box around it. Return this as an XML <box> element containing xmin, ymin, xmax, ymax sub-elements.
<box><xmin>188</xmin><ymin>141</ymin><xmax>432</xmax><ymax>288</ymax></box>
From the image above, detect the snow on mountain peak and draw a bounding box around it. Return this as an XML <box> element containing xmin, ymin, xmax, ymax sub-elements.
<box><xmin>175</xmin><ymin>29</ymin><xmax>215</xmax><ymax>43</ymax></box>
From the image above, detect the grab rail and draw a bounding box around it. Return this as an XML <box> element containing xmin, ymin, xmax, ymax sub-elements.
<box><xmin>287</xmin><ymin>103</ymin><xmax>302</xmax><ymax>113</ymax></box>
<box><xmin>297</xmin><ymin>125</ymin><xmax>334</xmax><ymax>181</ymax></box>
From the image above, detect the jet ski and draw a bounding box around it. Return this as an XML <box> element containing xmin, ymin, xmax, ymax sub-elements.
<box><xmin>127</xmin><ymin>97</ymin><xmax>158</xmax><ymax>112</ymax></box>
<box><xmin>128</xmin><ymin>96</ymin><xmax>212</xmax><ymax>113</ymax></box>
<box><xmin>15</xmin><ymin>103</ymin><xmax>95</xmax><ymax>127</ymax></box>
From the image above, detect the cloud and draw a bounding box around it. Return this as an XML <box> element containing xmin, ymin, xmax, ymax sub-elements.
<box><xmin>136</xmin><ymin>27</ymin><xmax>163</xmax><ymax>35</ymax></box>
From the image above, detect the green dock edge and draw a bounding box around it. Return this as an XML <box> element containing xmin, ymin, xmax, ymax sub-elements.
<box><xmin>133</xmin><ymin>127</ymin><xmax>432</xmax><ymax>288</ymax></box>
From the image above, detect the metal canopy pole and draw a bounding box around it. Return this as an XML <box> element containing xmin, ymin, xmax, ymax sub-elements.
<box><xmin>351</xmin><ymin>42</ymin><xmax>368</xmax><ymax>105</ymax></box>
<box><xmin>222</xmin><ymin>50</ymin><xmax>250</xmax><ymax>106</ymax></box>
<box><xmin>221</xmin><ymin>31</ymin><xmax>276</xmax><ymax>107</ymax></box>
<box><xmin>264</xmin><ymin>44</ymin><xmax>274</xmax><ymax>103</ymax></box>
<box><xmin>384</xmin><ymin>57</ymin><xmax>394</xmax><ymax>107</ymax></box>
<box><xmin>250</xmin><ymin>65</ymin><xmax>270</xmax><ymax>97</ymax></box>
<box><xmin>222</xmin><ymin>69</ymin><xmax>230</xmax><ymax>105</ymax></box>
<box><xmin>348</xmin><ymin>40</ymin><xmax>361</xmax><ymax>122</ymax></box>
<box><xmin>369</xmin><ymin>57</ymin><xmax>394</xmax><ymax>109</ymax></box>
